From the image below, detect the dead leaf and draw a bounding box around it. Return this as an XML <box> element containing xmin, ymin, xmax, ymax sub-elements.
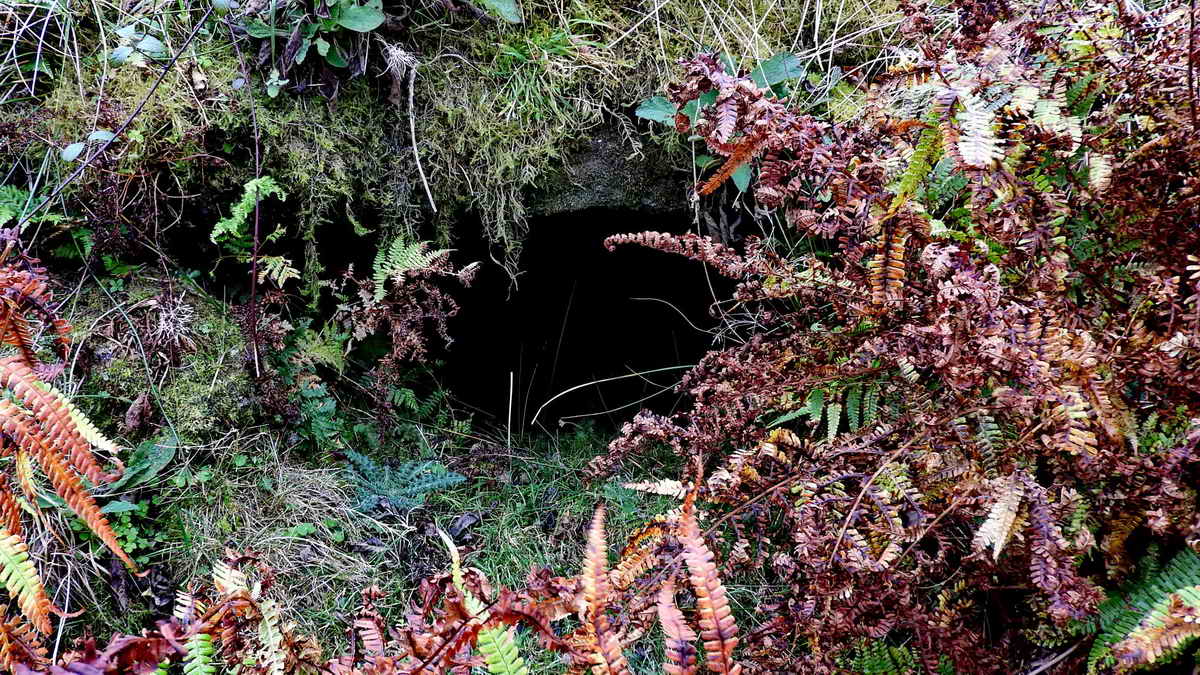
<box><xmin>123</xmin><ymin>392</ymin><xmax>154</xmax><ymax>434</ymax></box>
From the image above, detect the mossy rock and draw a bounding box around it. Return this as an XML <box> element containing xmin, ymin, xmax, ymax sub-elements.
<box><xmin>65</xmin><ymin>278</ymin><xmax>254</xmax><ymax>445</ymax></box>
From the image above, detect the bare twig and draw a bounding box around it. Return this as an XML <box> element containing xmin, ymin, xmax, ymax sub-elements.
<box><xmin>223</xmin><ymin>18</ymin><xmax>264</xmax><ymax>376</ymax></box>
<box><xmin>409</xmin><ymin>65</ymin><xmax>437</xmax><ymax>212</ymax></box>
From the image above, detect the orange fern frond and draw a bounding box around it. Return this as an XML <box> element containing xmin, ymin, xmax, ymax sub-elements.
<box><xmin>0</xmin><ymin>478</ymin><xmax>20</xmax><ymax>535</ymax></box>
<box><xmin>657</xmin><ymin>581</ymin><xmax>699</xmax><ymax>675</ymax></box>
<box><xmin>0</xmin><ymin>400</ymin><xmax>135</xmax><ymax>571</ymax></box>
<box><xmin>581</xmin><ymin>504</ymin><xmax>630</xmax><ymax>675</ymax></box>
<box><xmin>678</xmin><ymin>500</ymin><xmax>741</xmax><ymax>674</ymax></box>
<box><xmin>697</xmin><ymin>141</ymin><xmax>759</xmax><ymax>196</ymax></box>
<box><xmin>0</xmin><ymin>608</ymin><xmax>46</xmax><ymax>671</ymax></box>
<box><xmin>0</xmin><ymin>356</ymin><xmax>117</xmax><ymax>485</ymax></box>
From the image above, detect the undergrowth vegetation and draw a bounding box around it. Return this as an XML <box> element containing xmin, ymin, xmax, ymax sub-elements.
<box><xmin>1</xmin><ymin>0</ymin><xmax>1199</xmax><ymax>672</ymax></box>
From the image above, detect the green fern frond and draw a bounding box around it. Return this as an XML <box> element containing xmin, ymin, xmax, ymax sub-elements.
<box><xmin>806</xmin><ymin>389</ymin><xmax>826</xmax><ymax>423</ymax></box>
<box><xmin>846</xmin><ymin>385</ymin><xmax>863</xmax><ymax>431</ymax></box>
<box><xmin>293</xmin><ymin>323</ymin><xmax>348</xmax><ymax>374</ymax></box>
<box><xmin>825</xmin><ymin>402</ymin><xmax>842</xmax><ymax>443</ymax></box>
<box><xmin>210</xmin><ymin>176</ymin><xmax>286</xmax><ymax>252</ymax></box>
<box><xmin>890</xmin><ymin>120</ymin><xmax>941</xmax><ymax>211</ymax></box>
<box><xmin>182</xmin><ymin>632</ymin><xmax>217</xmax><ymax>675</ymax></box>
<box><xmin>863</xmin><ymin>384</ymin><xmax>881</xmax><ymax>426</ymax></box>
<box><xmin>921</xmin><ymin>157</ymin><xmax>967</xmax><ymax>214</ymax></box>
<box><xmin>342</xmin><ymin>450</ymin><xmax>466</xmax><ymax>513</ymax></box>
<box><xmin>371</xmin><ymin>236</ymin><xmax>450</xmax><ymax>302</ymax></box>
<box><xmin>477</xmin><ymin>625</ymin><xmax>530</xmax><ymax>675</ymax></box>
<box><xmin>1085</xmin><ymin>549</ymin><xmax>1200</xmax><ymax>672</ymax></box>
<box><xmin>0</xmin><ymin>528</ymin><xmax>51</xmax><ymax>633</ymax></box>
<box><xmin>847</xmin><ymin>639</ymin><xmax>917</xmax><ymax>674</ymax></box>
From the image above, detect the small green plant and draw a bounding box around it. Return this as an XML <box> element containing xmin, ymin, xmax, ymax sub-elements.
<box><xmin>0</xmin><ymin>184</ymin><xmax>64</xmax><ymax>230</ymax></box>
<box><xmin>370</xmin><ymin>235</ymin><xmax>449</xmax><ymax>302</ymax></box>
<box><xmin>1081</xmin><ymin>548</ymin><xmax>1200</xmax><ymax>672</ymax></box>
<box><xmin>210</xmin><ymin>176</ymin><xmax>286</xmax><ymax>252</ymax></box>
<box><xmin>240</xmin><ymin>0</ymin><xmax>385</xmax><ymax>96</ymax></box>
<box><xmin>340</xmin><ymin>448</ymin><xmax>465</xmax><ymax>514</ymax></box>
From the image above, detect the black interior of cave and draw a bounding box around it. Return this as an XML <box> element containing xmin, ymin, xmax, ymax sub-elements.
<box><xmin>443</xmin><ymin>208</ymin><xmax>730</xmax><ymax>430</ymax></box>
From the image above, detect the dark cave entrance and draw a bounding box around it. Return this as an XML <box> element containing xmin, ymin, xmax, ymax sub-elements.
<box><xmin>444</xmin><ymin>209</ymin><xmax>730</xmax><ymax>431</ymax></box>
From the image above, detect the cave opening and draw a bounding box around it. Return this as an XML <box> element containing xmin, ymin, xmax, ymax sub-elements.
<box><xmin>444</xmin><ymin>209</ymin><xmax>730</xmax><ymax>431</ymax></box>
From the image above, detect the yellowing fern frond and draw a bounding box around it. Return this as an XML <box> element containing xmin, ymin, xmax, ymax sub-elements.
<box><xmin>972</xmin><ymin>475</ymin><xmax>1024</xmax><ymax>561</ymax></box>
<box><xmin>0</xmin><ymin>529</ymin><xmax>51</xmax><ymax>634</ymax></box>
<box><xmin>257</xmin><ymin>598</ymin><xmax>287</xmax><ymax>675</ymax></box>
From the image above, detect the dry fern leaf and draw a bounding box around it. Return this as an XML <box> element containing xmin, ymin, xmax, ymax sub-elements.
<box><xmin>955</xmin><ymin>92</ymin><xmax>1004</xmax><ymax>169</ymax></box>
<box><xmin>258</xmin><ymin>598</ymin><xmax>287</xmax><ymax>675</ymax></box>
<box><xmin>0</xmin><ymin>357</ymin><xmax>115</xmax><ymax>486</ymax></box>
<box><xmin>39</xmin><ymin>382</ymin><xmax>121</xmax><ymax>457</ymax></box>
<box><xmin>972</xmin><ymin>474</ymin><xmax>1025</xmax><ymax>561</ymax></box>
<box><xmin>622</xmin><ymin>480</ymin><xmax>686</xmax><ymax>499</ymax></box>
<box><xmin>0</xmin><ymin>529</ymin><xmax>52</xmax><ymax>634</ymax></box>
<box><xmin>678</xmin><ymin>501</ymin><xmax>741</xmax><ymax>674</ymax></box>
<box><xmin>0</xmin><ymin>401</ymin><xmax>136</xmax><ymax>571</ymax></box>
<box><xmin>212</xmin><ymin>560</ymin><xmax>250</xmax><ymax>597</ymax></box>
<box><xmin>658</xmin><ymin>581</ymin><xmax>699</xmax><ymax>675</ymax></box>
<box><xmin>0</xmin><ymin>608</ymin><xmax>46</xmax><ymax>671</ymax></box>
<box><xmin>1088</xmin><ymin>153</ymin><xmax>1114</xmax><ymax>192</ymax></box>
<box><xmin>0</xmin><ymin>479</ymin><xmax>20</xmax><ymax>535</ymax></box>
<box><xmin>581</xmin><ymin>505</ymin><xmax>630</xmax><ymax>675</ymax></box>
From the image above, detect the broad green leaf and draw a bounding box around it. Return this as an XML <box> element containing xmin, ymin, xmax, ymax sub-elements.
<box><xmin>750</xmin><ymin>51</ymin><xmax>805</xmax><ymax>88</ymax></box>
<box><xmin>682</xmin><ymin>90</ymin><xmax>719</xmax><ymax>124</ymax></box>
<box><xmin>87</xmin><ymin>130</ymin><xmax>116</xmax><ymax>143</ymax></box>
<box><xmin>478</xmin><ymin>0</ymin><xmax>522</xmax><ymax>23</ymax></box>
<box><xmin>731</xmin><ymin>163</ymin><xmax>752</xmax><ymax>192</ymax></box>
<box><xmin>694</xmin><ymin>154</ymin><xmax>718</xmax><ymax>169</ymax></box>
<box><xmin>295</xmin><ymin>37</ymin><xmax>312</xmax><ymax>64</ymax></box>
<box><xmin>244</xmin><ymin>18</ymin><xmax>288</xmax><ymax>38</ymax></box>
<box><xmin>635</xmin><ymin>96</ymin><xmax>676</xmax><ymax>124</ymax></box>
<box><xmin>323</xmin><ymin>46</ymin><xmax>347</xmax><ymax>68</ymax></box>
<box><xmin>336</xmin><ymin>4</ymin><xmax>385</xmax><ymax>32</ymax></box>
<box><xmin>718</xmin><ymin>52</ymin><xmax>738</xmax><ymax>74</ymax></box>
<box><xmin>135</xmin><ymin>35</ymin><xmax>166</xmax><ymax>58</ymax></box>
<box><xmin>60</xmin><ymin>143</ymin><xmax>85</xmax><ymax>162</ymax></box>
<box><xmin>109</xmin><ymin>46</ymin><xmax>134</xmax><ymax>64</ymax></box>
<box><xmin>106</xmin><ymin>438</ymin><xmax>177</xmax><ymax>491</ymax></box>
<box><xmin>100</xmin><ymin>500</ymin><xmax>140</xmax><ymax>514</ymax></box>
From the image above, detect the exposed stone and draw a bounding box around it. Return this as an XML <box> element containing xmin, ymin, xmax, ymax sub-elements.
<box><xmin>528</xmin><ymin>125</ymin><xmax>689</xmax><ymax>217</ymax></box>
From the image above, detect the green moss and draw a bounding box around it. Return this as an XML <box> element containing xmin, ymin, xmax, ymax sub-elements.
<box><xmin>5</xmin><ymin>0</ymin><xmax>899</xmax><ymax>285</ymax></box>
<box><xmin>400</xmin><ymin>0</ymin><xmax>898</xmax><ymax>251</ymax></box>
<box><xmin>68</xmin><ymin>278</ymin><xmax>253</xmax><ymax>444</ymax></box>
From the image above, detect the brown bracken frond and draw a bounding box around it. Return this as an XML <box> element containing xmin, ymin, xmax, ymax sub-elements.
<box><xmin>657</xmin><ymin>580</ymin><xmax>699</xmax><ymax>675</ymax></box>
<box><xmin>679</xmin><ymin>496</ymin><xmax>741</xmax><ymax>674</ymax></box>
<box><xmin>0</xmin><ymin>236</ymin><xmax>134</xmax><ymax>642</ymax></box>
<box><xmin>581</xmin><ymin>504</ymin><xmax>631</xmax><ymax>675</ymax></box>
